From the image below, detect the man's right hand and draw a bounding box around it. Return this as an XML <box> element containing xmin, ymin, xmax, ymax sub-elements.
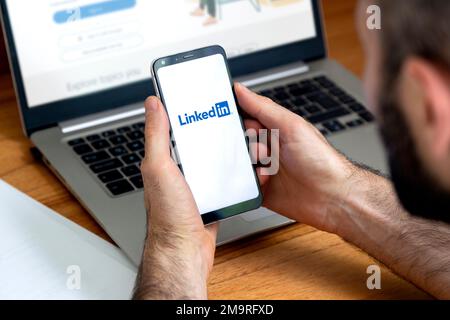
<box><xmin>235</xmin><ymin>83</ymin><xmax>356</xmax><ymax>234</ymax></box>
<box><xmin>236</xmin><ymin>83</ymin><xmax>450</xmax><ymax>299</ymax></box>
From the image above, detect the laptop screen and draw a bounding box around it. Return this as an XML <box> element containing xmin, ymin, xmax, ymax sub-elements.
<box><xmin>6</xmin><ymin>0</ymin><xmax>316</xmax><ymax>108</ymax></box>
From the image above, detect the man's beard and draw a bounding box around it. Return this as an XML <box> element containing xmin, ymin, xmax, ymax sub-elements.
<box><xmin>378</xmin><ymin>86</ymin><xmax>450</xmax><ymax>224</ymax></box>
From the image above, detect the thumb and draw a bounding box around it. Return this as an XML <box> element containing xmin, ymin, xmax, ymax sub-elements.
<box><xmin>144</xmin><ymin>96</ymin><xmax>171</xmax><ymax>162</ymax></box>
<box><xmin>235</xmin><ymin>82</ymin><xmax>292</xmax><ymax>129</ymax></box>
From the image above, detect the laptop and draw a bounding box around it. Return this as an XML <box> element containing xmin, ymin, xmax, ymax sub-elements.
<box><xmin>0</xmin><ymin>0</ymin><xmax>387</xmax><ymax>266</ymax></box>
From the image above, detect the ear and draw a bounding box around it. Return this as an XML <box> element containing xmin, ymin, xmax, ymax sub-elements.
<box><xmin>400</xmin><ymin>58</ymin><xmax>450</xmax><ymax>160</ymax></box>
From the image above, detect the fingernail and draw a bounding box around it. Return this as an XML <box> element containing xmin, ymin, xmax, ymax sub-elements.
<box><xmin>146</xmin><ymin>97</ymin><xmax>159</xmax><ymax>112</ymax></box>
<box><xmin>236</xmin><ymin>82</ymin><xmax>251</xmax><ymax>93</ymax></box>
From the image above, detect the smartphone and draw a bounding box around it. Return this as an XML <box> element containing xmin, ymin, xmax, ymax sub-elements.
<box><xmin>151</xmin><ymin>45</ymin><xmax>262</xmax><ymax>224</ymax></box>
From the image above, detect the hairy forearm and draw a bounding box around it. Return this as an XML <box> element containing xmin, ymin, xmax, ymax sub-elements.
<box><xmin>133</xmin><ymin>240</ymin><xmax>208</xmax><ymax>300</ymax></box>
<box><xmin>333</xmin><ymin>167</ymin><xmax>450</xmax><ymax>299</ymax></box>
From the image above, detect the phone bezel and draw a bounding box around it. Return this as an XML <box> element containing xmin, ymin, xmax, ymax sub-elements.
<box><xmin>151</xmin><ymin>45</ymin><xmax>263</xmax><ymax>225</ymax></box>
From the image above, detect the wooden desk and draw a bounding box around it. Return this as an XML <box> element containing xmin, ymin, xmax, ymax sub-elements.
<box><xmin>0</xmin><ymin>0</ymin><xmax>430</xmax><ymax>299</ymax></box>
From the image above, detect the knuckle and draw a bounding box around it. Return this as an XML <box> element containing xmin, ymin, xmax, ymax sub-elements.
<box><xmin>141</xmin><ymin>156</ymin><xmax>169</xmax><ymax>178</ymax></box>
<box><xmin>262</xmin><ymin>96</ymin><xmax>275</xmax><ymax>105</ymax></box>
<box><xmin>141</xmin><ymin>157</ymin><xmax>158</xmax><ymax>175</ymax></box>
<box><xmin>140</xmin><ymin>158</ymin><xmax>151</xmax><ymax>174</ymax></box>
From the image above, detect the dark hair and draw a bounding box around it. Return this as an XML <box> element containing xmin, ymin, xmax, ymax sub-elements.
<box><xmin>375</xmin><ymin>0</ymin><xmax>450</xmax><ymax>222</ymax></box>
<box><xmin>376</xmin><ymin>0</ymin><xmax>450</xmax><ymax>85</ymax></box>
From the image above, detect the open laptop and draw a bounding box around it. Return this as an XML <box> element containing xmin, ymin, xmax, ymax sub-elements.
<box><xmin>1</xmin><ymin>0</ymin><xmax>387</xmax><ymax>266</ymax></box>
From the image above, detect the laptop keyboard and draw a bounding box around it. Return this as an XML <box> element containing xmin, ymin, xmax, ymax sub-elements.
<box><xmin>67</xmin><ymin>76</ymin><xmax>373</xmax><ymax>197</ymax></box>
<box><xmin>257</xmin><ymin>76</ymin><xmax>374</xmax><ymax>136</ymax></box>
<box><xmin>68</xmin><ymin>122</ymin><xmax>146</xmax><ymax>197</ymax></box>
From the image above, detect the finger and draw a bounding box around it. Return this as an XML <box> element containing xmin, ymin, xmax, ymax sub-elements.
<box><xmin>244</xmin><ymin>119</ymin><xmax>265</xmax><ymax>131</ymax></box>
<box><xmin>249</xmin><ymin>141</ymin><xmax>269</xmax><ymax>164</ymax></box>
<box><xmin>205</xmin><ymin>223</ymin><xmax>219</xmax><ymax>243</ymax></box>
<box><xmin>257</xmin><ymin>167</ymin><xmax>270</xmax><ymax>186</ymax></box>
<box><xmin>144</xmin><ymin>96</ymin><xmax>171</xmax><ymax>162</ymax></box>
<box><xmin>235</xmin><ymin>82</ymin><xmax>293</xmax><ymax>129</ymax></box>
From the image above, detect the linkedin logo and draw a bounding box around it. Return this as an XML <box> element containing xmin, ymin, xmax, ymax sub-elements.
<box><xmin>178</xmin><ymin>101</ymin><xmax>231</xmax><ymax>127</ymax></box>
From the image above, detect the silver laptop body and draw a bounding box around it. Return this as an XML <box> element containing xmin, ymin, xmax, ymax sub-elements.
<box><xmin>1</xmin><ymin>0</ymin><xmax>386</xmax><ymax>265</ymax></box>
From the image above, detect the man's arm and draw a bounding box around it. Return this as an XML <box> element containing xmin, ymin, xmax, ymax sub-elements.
<box><xmin>236</xmin><ymin>83</ymin><xmax>450</xmax><ymax>299</ymax></box>
<box><xmin>133</xmin><ymin>97</ymin><xmax>217</xmax><ymax>300</ymax></box>
<box><xmin>334</xmin><ymin>166</ymin><xmax>450</xmax><ymax>299</ymax></box>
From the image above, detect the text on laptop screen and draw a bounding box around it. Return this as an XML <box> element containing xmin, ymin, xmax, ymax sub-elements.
<box><xmin>6</xmin><ymin>0</ymin><xmax>316</xmax><ymax>108</ymax></box>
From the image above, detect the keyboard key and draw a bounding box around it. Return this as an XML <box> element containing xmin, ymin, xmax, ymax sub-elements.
<box><xmin>90</xmin><ymin>159</ymin><xmax>123</xmax><ymax>174</ymax></box>
<box><xmin>132</xmin><ymin>122</ymin><xmax>145</xmax><ymax>130</ymax></box>
<box><xmin>73</xmin><ymin>144</ymin><xmax>93</xmax><ymax>155</ymax></box>
<box><xmin>339</xmin><ymin>94</ymin><xmax>356</xmax><ymax>104</ymax></box>
<box><xmin>98</xmin><ymin>170</ymin><xmax>123</xmax><ymax>183</ymax></box>
<box><xmin>300</xmin><ymin>79</ymin><xmax>313</xmax><ymax>85</ymax></box>
<box><xmin>348</xmin><ymin>103</ymin><xmax>365</xmax><ymax>112</ymax></box>
<box><xmin>109</xmin><ymin>135</ymin><xmax>128</xmax><ymax>146</ymax></box>
<box><xmin>102</xmin><ymin>130</ymin><xmax>116</xmax><ymax>138</ymax></box>
<box><xmin>259</xmin><ymin>89</ymin><xmax>273</xmax><ymax>96</ymax></box>
<box><xmin>359</xmin><ymin>111</ymin><xmax>375</xmax><ymax>122</ymax></box>
<box><xmin>106</xmin><ymin>180</ymin><xmax>134</xmax><ymax>196</ymax></box>
<box><xmin>122</xmin><ymin>153</ymin><xmax>141</xmax><ymax>165</ymax></box>
<box><xmin>308</xmin><ymin>94</ymin><xmax>340</xmax><ymax>110</ymax></box>
<box><xmin>307</xmin><ymin>108</ymin><xmax>350</xmax><ymax>124</ymax></box>
<box><xmin>109</xmin><ymin>146</ymin><xmax>128</xmax><ymax>157</ymax></box>
<box><xmin>273</xmin><ymin>86</ymin><xmax>285</xmax><ymax>92</ymax></box>
<box><xmin>127</xmin><ymin>130</ymin><xmax>144</xmax><ymax>141</ymax></box>
<box><xmin>139</xmin><ymin>150</ymin><xmax>145</xmax><ymax>158</ymax></box>
<box><xmin>305</xmin><ymin>104</ymin><xmax>321</xmax><ymax>114</ymax></box>
<box><xmin>277</xmin><ymin>98</ymin><xmax>291</xmax><ymax>106</ymax></box>
<box><xmin>117</xmin><ymin>126</ymin><xmax>131</xmax><ymax>134</ymax></box>
<box><xmin>127</xmin><ymin>141</ymin><xmax>145</xmax><ymax>152</ymax></box>
<box><xmin>68</xmin><ymin>138</ymin><xmax>85</xmax><ymax>146</ymax></box>
<box><xmin>86</xmin><ymin>134</ymin><xmax>101</xmax><ymax>142</ymax></box>
<box><xmin>122</xmin><ymin>165</ymin><xmax>141</xmax><ymax>177</ymax></box>
<box><xmin>291</xmin><ymin>97</ymin><xmax>308</xmax><ymax>107</ymax></box>
<box><xmin>346</xmin><ymin>119</ymin><xmax>365</xmax><ymax>128</ymax></box>
<box><xmin>313</xmin><ymin>76</ymin><xmax>327</xmax><ymax>81</ymax></box>
<box><xmin>329</xmin><ymin>88</ymin><xmax>346</xmax><ymax>97</ymax></box>
<box><xmin>305</xmin><ymin>92</ymin><xmax>327</xmax><ymax>102</ymax></box>
<box><xmin>319</xmin><ymin>98</ymin><xmax>341</xmax><ymax>110</ymax></box>
<box><xmin>290</xmin><ymin>84</ymin><xmax>320</xmax><ymax>97</ymax></box>
<box><xmin>82</xmin><ymin>151</ymin><xmax>110</xmax><ymax>164</ymax></box>
<box><xmin>130</xmin><ymin>175</ymin><xmax>144</xmax><ymax>189</ymax></box>
<box><xmin>91</xmin><ymin>139</ymin><xmax>111</xmax><ymax>150</ymax></box>
<box><xmin>291</xmin><ymin>106</ymin><xmax>307</xmax><ymax>117</ymax></box>
<box><xmin>283</xmin><ymin>101</ymin><xmax>296</xmax><ymax>110</ymax></box>
<box><xmin>314</xmin><ymin>77</ymin><xmax>336</xmax><ymax>88</ymax></box>
<box><xmin>319</xmin><ymin>81</ymin><xmax>335</xmax><ymax>89</ymax></box>
<box><xmin>323</xmin><ymin>120</ymin><xmax>346</xmax><ymax>133</ymax></box>
<box><xmin>273</xmin><ymin>91</ymin><xmax>289</xmax><ymax>101</ymax></box>
<box><xmin>320</xmin><ymin>129</ymin><xmax>329</xmax><ymax>136</ymax></box>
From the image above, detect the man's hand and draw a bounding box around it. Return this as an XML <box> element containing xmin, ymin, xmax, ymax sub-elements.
<box><xmin>237</xmin><ymin>83</ymin><xmax>450</xmax><ymax>299</ymax></box>
<box><xmin>133</xmin><ymin>85</ymin><xmax>450</xmax><ymax>300</ymax></box>
<box><xmin>236</xmin><ymin>83</ymin><xmax>355</xmax><ymax>234</ymax></box>
<box><xmin>133</xmin><ymin>97</ymin><xmax>218</xmax><ymax>300</ymax></box>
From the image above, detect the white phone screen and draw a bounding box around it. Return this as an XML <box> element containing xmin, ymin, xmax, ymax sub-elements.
<box><xmin>157</xmin><ymin>54</ymin><xmax>259</xmax><ymax>215</ymax></box>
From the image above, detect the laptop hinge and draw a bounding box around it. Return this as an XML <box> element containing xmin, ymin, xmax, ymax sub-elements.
<box><xmin>237</xmin><ymin>61</ymin><xmax>310</xmax><ymax>88</ymax></box>
<box><xmin>60</xmin><ymin>102</ymin><xmax>145</xmax><ymax>134</ymax></box>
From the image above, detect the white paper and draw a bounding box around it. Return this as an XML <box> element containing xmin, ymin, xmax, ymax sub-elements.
<box><xmin>0</xmin><ymin>180</ymin><xmax>137</xmax><ymax>300</ymax></box>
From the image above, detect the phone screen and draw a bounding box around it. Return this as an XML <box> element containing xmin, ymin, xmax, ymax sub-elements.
<box><xmin>155</xmin><ymin>51</ymin><xmax>260</xmax><ymax>217</ymax></box>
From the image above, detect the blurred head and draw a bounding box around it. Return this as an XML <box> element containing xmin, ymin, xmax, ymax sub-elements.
<box><xmin>357</xmin><ymin>0</ymin><xmax>450</xmax><ymax>222</ymax></box>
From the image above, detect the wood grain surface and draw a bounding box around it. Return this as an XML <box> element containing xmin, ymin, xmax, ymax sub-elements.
<box><xmin>0</xmin><ymin>0</ymin><xmax>431</xmax><ymax>299</ymax></box>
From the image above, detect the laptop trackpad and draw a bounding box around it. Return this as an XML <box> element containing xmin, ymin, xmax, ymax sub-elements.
<box><xmin>241</xmin><ymin>208</ymin><xmax>276</xmax><ymax>222</ymax></box>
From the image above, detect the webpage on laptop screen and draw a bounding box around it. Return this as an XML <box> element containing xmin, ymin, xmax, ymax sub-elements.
<box><xmin>6</xmin><ymin>0</ymin><xmax>316</xmax><ymax>107</ymax></box>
